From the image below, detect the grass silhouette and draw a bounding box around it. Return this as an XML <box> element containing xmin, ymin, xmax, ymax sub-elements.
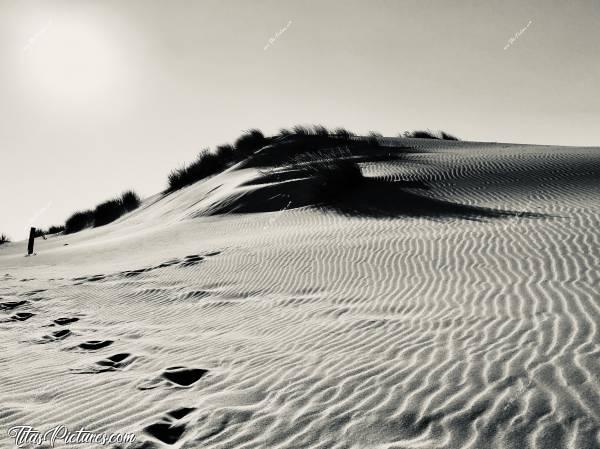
<box><xmin>47</xmin><ymin>225</ymin><xmax>65</xmax><ymax>235</ymax></box>
<box><xmin>403</xmin><ymin>130</ymin><xmax>460</xmax><ymax>140</ymax></box>
<box><xmin>166</xmin><ymin>126</ymin><xmax>364</xmax><ymax>192</ymax></box>
<box><xmin>234</xmin><ymin>129</ymin><xmax>268</xmax><ymax>156</ymax></box>
<box><xmin>93</xmin><ymin>191</ymin><xmax>141</xmax><ymax>227</ymax></box>
<box><xmin>65</xmin><ymin>210</ymin><xmax>94</xmax><ymax>234</ymax></box>
<box><xmin>167</xmin><ymin>148</ymin><xmax>232</xmax><ymax>192</ymax></box>
<box><xmin>65</xmin><ymin>191</ymin><xmax>141</xmax><ymax>234</ymax></box>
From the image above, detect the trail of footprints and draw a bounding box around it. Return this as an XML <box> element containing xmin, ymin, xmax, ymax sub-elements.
<box><xmin>71</xmin><ymin>251</ymin><xmax>221</xmax><ymax>285</ymax></box>
<box><xmin>3</xmin><ymin>294</ymin><xmax>208</xmax><ymax>446</ymax></box>
<box><xmin>2</xmin><ymin>253</ymin><xmax>220</xmax><ymax>446</ymax></box>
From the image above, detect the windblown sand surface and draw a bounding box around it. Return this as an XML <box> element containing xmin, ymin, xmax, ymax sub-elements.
<box><xmin>1</xmin><ymin>139</ymin><xmax>599</xmax><ymax>449</ymax></box>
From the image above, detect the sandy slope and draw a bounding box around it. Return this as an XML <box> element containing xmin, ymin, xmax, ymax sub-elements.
<box><xmin>1</xmin><ymin>139</ymin><xmax>599</xmax><ymax>449</ymax></box>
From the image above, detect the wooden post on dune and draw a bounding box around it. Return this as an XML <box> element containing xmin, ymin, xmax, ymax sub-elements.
<box><xmin>27</xmin><ymin>227</ymin><xmax>35</xmax><ymax>256</ymax></box>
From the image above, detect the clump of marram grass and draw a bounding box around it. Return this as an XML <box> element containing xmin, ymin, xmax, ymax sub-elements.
<box><xmin>47</xmin><ymin>225</ymin><xmax>65</xmax><ymax>235</ymax></box>
<box><xmin>332</xmin><ymin>128</ymin><xmax>355</xmax><ymax>139</ymax></box>
<box><xmin>234</xmin><ymin>129</ymin><xmax>268</xmax><ymax>156</ymax></box>
<box><xmin>0</xmin><ymin>233</ymin><xmax>10</xmax><ymax>245</ymax></box>
<box><xmin>165</xmin><ymin>126</ymin><xmax>362</xmax><ymax>192</ymax></box>
<box><xmin>120</xmin><ymin>190</ymin><xmax>141</xmax><ymax>212</ymax></box>
<box><xmin>167</xmin><ymin>148</ymin><xmax>232</xmax><ymax>192</ymax></box>
<box><xmin>287</xmin><ymin>149</ymin><xmax>364</xmax><ymax>203</ymax></box>
<box><xmin>93</xmin><ymin>190</ymin><xmax>141</xmax><ymax>227</ymax></box>
<box><xmin>276</xmin><ymin>125</ymin><xmax>355</xmax><ymax>140</ymax></box>
<box><xmin>403</xmin><ymin>130</ymin><xmax>460</xmax><ymax>140</ymax></box>
<box><xmin>92</xmin><ymin>199</ymin><xmax>125</xmax><ymax>227</ymax></box>
<box><xmin>64</xmin><ymin>191</ymin><xmax>141</xmax><ymax>234</ymax></box>
<box><xmin>166</xmin><ymin>130</ymin><xmax>268</xmax><ymax>193</ymax></box>
<box><xmin>310</xmin><ymin>159</ymin><xmax>364</xmax><ymax>202</ymax></box>
<box><xmin>33</xmin><ymin>225</ymin><xmax>66</xmax><ymax>238</ymax></box>
<box><xmin>64</xmin><ymin>210</ymin><xmax>93</xmax><ymax>234</ymax></box>
<box><xmin>440</xmin><ymin>131</ymin><xmax>459</xmax><ymax>140</ymax></box>
<box><xmin>403</xmin><ymin>130</ymin><xmax>438</xmax><ymax>139</ymax></box>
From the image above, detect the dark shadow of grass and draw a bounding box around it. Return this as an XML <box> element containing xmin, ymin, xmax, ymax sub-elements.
<box><xmin>326</xmin><ymin>178</ymin><xmax>541</xmax><ymax>221</ymax></box>
<box><xmin>203</xmin><ymin>160</ymin><xmax>542</xmax><ymax>222</ymax></box>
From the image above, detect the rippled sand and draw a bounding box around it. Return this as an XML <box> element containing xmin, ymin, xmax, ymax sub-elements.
<box><xmin>1</xmin><ymin>139</ymin><xmax>599</xmax><ymax>448</ymax></box>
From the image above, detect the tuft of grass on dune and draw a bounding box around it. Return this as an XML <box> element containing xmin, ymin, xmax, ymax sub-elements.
<box><xmin>93</xmin><ymin>190</ymin><xmax>141</xmax><ymax>227</ymax></box>
<box><xmin>440</xmin><ymin>131</ymin><xmax>459</xmax><ymax>141</ymax></box>
<box><xmin>120</xmin><ymin>190</ymin><xmax>142</xmax><ymax>213</ymax></box>
<box><xmin>64</xmin><ymin>191</ymin><xmax>141</xmax><ymax>234</ymax></box>
<box><xmin>65</xmin><ymin>210</ymin><xmax>94</xmax><ymax>234</ymax></box>
<box><xmin>244</xmin><ymin>126</ymin><xmax>376</xmax><ymax>169</ymax></box>
<box><xmin>33</xmin><ymin>225</ymin><xmax>66</xmax><ymax>238</ymax></box>
<box><xmin>47</xmin><ymin>225</ymin><xmax>65</xmax><ymax>235</ymax></box>
<box><xmin>234</xmin><ymin>129</ymin><xmax>268</xmax><ymax>157</ymax></box>
<box><xmin>167</xmin><ymin>148</ymin><xmax>232</xmax><ymax>192</ymax></box>
<box><xmin>403</xmin><ymin>130</ymin><xmax>460</xmax><ymax>140</ymax></box>
<box><xmin>165</xmin><ymin>126</ymin><xmax>366</xmax><ymax>192</ymax></box>
<box><xmin>307</xmin><ymin>159</ymin><xmax>364</xmax><ymax>203</ymax></box>
<box><xmin>166</xmin><ymin>129</ymin><xmax>269</xmax><ymax>193</ymax></box>
<box><xmin>287</xmin><ymin>149</ymin><xmax>365</xmax><ymax>203</ymax></box>
<box><xmin>0</xmin><ymin>233</ymin><xmax>10</xmax><ymax>245</ymax></box>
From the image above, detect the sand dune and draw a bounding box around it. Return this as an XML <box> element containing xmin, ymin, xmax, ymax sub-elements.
<box><xmin>1</xmin><ymin>139</ymin><xmax>599</xmax><ymax>448</ymax></box>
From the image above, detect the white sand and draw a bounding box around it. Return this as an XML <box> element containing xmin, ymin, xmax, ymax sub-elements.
<box><xmin>1</xmin><ymin>139</ymin><xmax>599</xmax><ymax>448</ymax></box>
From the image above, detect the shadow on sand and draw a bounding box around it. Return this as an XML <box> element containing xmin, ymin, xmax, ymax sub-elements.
<box><xmin>202</xmin><ymin>168</ymin><xmax>542</xmax><ymax>222</ymax></box>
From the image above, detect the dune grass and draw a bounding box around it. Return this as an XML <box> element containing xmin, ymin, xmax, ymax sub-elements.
<box><xmin>50</xmin><ymin>125</ymin><xmax>455</xmax><ymax>235</ymax></box>
<box><xmin>165</xmin><ymin>126</ymin><xmax>364</xmax><ymax>192</ymax></box>
<box><xmin>33</xmin><ymin>226</ymin><xmax>65</xmax><ymax>238</ymax></box>
<box><xmin>47</xmin><ymin>225</ymin><xmax>65</xmax><ymax>235</ymax></box>
<box><xmin>306</xmin><ymin>159</ymin><xmax>364</xmax><ymax>203</ymax></box>
<box><xmin>167</xmin><ymin>148</ymin><xmax>231</xmax><ymax>192</ymax></box>
<box><xmin>440</xmin><ymin>131</ymin><xmax>460</xmax><ymax>140</ymax></box>
<box><xmin>286</xmin><ymin>149</ymin><xmax>365</xmax><ymax>203</ymax></box>
<box><xmin>0</xmin><ymin>233</ymin><xmax>10</xmax><ymax>245</ymax></box>
<box><xmin>234</xmin><ymin>129</ymin><xmax>268</xmax><ymax>156</ymax></box>
<box><xmin>93</xmin><ymin>190</ymin><xmax>141</xmax><ymax>227</ymax></box>
<box><xmin>166</xmin><ymin>130</ymin><xmax>271</xmax><ymax>192</ymax></box>
<box><xmin>403</xmin><ymin>130</ymin><xmax>460</xmax><ymax>140</ymax></box>
<box><xmin>64</xmin><ymin>210</ymin><xmax>95</xmax><ymax>234</ymax></box>
<box><xmin>64</xmin><ymin>191</ymin><xmax>141</xmax><ymax>234</ymax></box>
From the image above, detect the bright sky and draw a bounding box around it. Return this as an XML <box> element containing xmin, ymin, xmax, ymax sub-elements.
<box><xmin>1</xmin><ymin>0</ymin><xmax>599</xmax><ymax>240</ymax></box>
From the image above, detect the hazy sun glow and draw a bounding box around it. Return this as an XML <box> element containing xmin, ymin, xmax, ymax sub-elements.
<box><xmin>18</xmin><ymin>11</ymin><xmax>124</xmax><ymax>110</ymax></box>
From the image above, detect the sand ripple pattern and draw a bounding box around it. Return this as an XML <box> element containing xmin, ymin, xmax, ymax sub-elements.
<box><xmin>0</xmin><ymin>143</ymin><xmax>599</xmax><ymax>448</ymax></box>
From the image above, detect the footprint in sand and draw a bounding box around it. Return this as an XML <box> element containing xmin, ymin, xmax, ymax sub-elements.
<box><xmin>73</xmin><ymin>353</ymin><xmax>135</xmax><ymax>374</ymax></box>
<box><xmin>143</xmin><ymin>407</ymin><xmax>196</xmax><ymax>445</ymax></box>
<box><xmin>78</xmin><ymin>340</ymin><xmax>113</xmax><ymax>350</ymax></box>
<box><xmin>174</xmin><ymin>251</ymin><xmax>222</xmax><ymax>268</ymax></box>
<box><xmin>54</xmin><ymin>317</ymin><xmax>79</xmax><ymax>326</ymax></box>
<box><xmin>120</xmin><ymin>268</ymin><xmax>151</xmax><ymax>278</ymax></box>
<box><xmin>0</xmin><ymin>300</ymin><xmax>28</xmax><ymax>311</ymax></box>
<box><xmin>179</xmin><ymin>254</ymin><xmax>205</xmax><ymax>267</ymax></box>
<box><xmin>10</xmin><ymin>312</ymin><xmax>35</xmax><ymax>321</ymax></box>
<box><xmin>39</xmin><ymin>329</ymin><xmax>72</xmax><ymax>343</ymax></box>
<box><xmin>138</xmin><ymin>366</ymin><xmax>208</xmax><ymax>390</ymax></box>
<box><xmin>162</xmin><ymin>367</ymin><xmax>208</xmax><ymax>386</ymax></box>
<box><xmin>153</xmin><ymin>259</ymin><xmax>180</xmax><ymax>269</ymax></box>
<box><xmin>95</xmin><ymin>353</ymin><xmax>134</xmax><ymax>370</ymax></box>
<box><xmin>21</xmin><ymin>289</ymin><xmax>46</xmax><ymax>297</ymax></box>
<box><xmin>72</xmin><ymin>274</ymin><xmax>106</xmax><ymax>285</ymax></box>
